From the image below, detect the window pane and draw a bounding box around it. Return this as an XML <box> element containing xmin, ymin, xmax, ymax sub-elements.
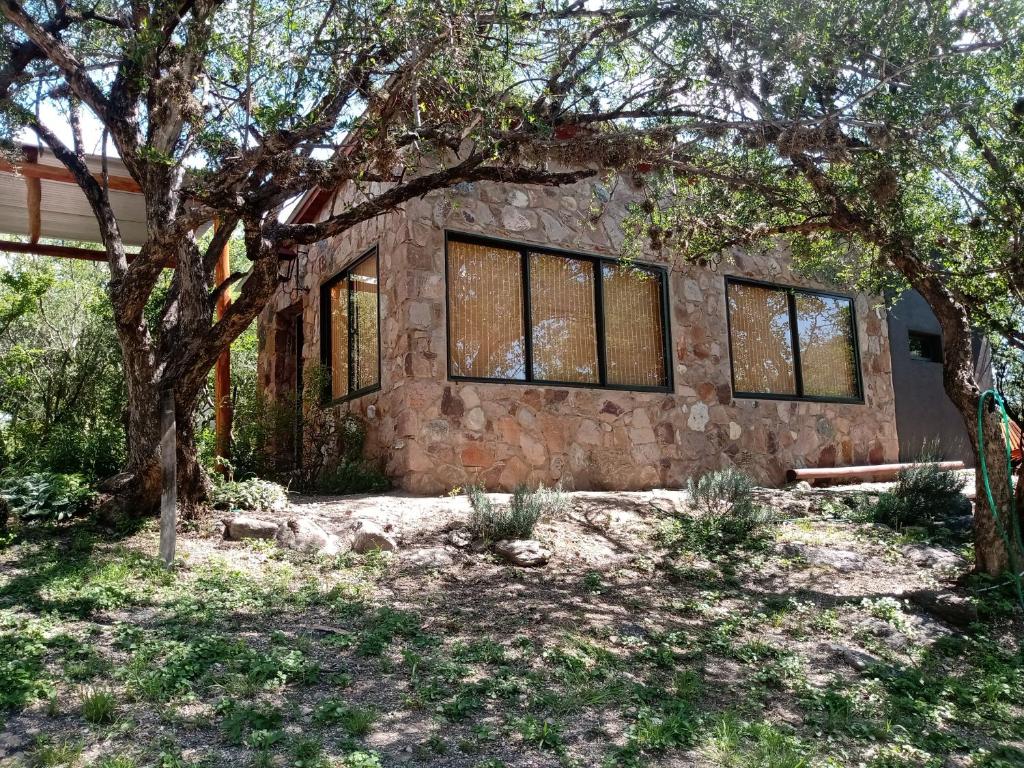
<box><xmin>602</xmin><ymin>264</ymin><xmax>668</xmax><ymax>387</ymax></box>
<box><xmin>796</xmin><ymin>293</ymin><xmax>858</xmax><ymax>398</ymax></box>
<box><xmin>727</xmin><ymin>282</ymin><xmax>797</xmax><ymax>395</ymax></box>
<box><xmin>529</xmin><ymin>253</ymin><xmax>599</xmax><ymax>383</ymax></box>
<box><xmin>349</xmin><ymin>253</ymin><xmax>379</xmax><ymax>392</ymax></box>
<box><xmin>447</xmin><ymin>240</ymin><xmax>526</xmax><ymax>379</ymax></box>
<box><xmin>329</xmin><ymin>278</ymin><xmax>350</xmax><ymax>399</ymax></box>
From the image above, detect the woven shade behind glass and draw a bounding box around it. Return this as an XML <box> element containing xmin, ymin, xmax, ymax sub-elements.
<box><xmin>529</xmin><ymin>253</ymin><xmax>599</xmax><ymax>383</ymax></box>
<box><xmin>349</xmin><ymin>254</ymin><xmax>379</xmax><ymax>392</ymax></box>
<box><xmin>796</xmin><ymin>293</ymin><xmax>858</xmax><ymax>398</ymax></box>
<box><xmin>447</xmin><ymin>240</ymin><xmax>526</xmax><ymax>379</ymax></box>
<box><xmin>330</xmin><ymin>278</ymin><xmax>349</xmax><ymax>399</ymax></box>
<box><xmin>602</xmin><ymin>264</ymin><xmax>667</xmax><ymax>387</ymax></box>
<box><xmin>727</xmin><ymin>282</ymin><xmax>797</xmax><ymax>394</ymax></box>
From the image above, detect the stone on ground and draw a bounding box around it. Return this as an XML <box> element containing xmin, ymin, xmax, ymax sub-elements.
<box><xmin>223</xmin><ymin>515</ymin><xmax>279</xmax><ymax>541</ymax></box>
<box><xmin>351</xmin><ymin>520</ymin><xmax>399</xmax><ymax>553</ymax></box>
<box><xmin>494</xmin><ymin>539</ymin><xmax>551</xmax><ymax>567</ymax></box>
<box><xmin>910</xmin><ymin>590</ymin><xmax>979</xmax><ymax>628</ymax></box>
<box><xmin>445</xmin><ymin>526</ymin><xmax>473</xmax><ymax>548</ymax></box>
<box><xmin>403</xmin><ymin>547</ymin><xmax>457</xmax><ymax>569</ymax></box>
<box><xmin>275</xmin><ymin>517</ymin><xmax>341</xmax><ymax>555</ymax></box>
<box><xmin>902</xmin><ymin>544</ymin><xmax>966</xmax><ymax>570</ymax></box>
<box><xmin>781</xmin><ymin>542</ymin><xmax>865</xmax><ymax>572</ymax></box>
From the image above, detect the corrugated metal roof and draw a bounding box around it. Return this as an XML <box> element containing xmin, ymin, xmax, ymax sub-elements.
<box><xmin>0</xmin><ymin>149</ymin><xmax>148</xmax><ymax>246</ymax></box>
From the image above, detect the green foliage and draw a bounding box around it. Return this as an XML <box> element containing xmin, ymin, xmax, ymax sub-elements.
<box><xmin>0</xmin><ymin>471</ymin><xmax>96</xmax><ymax>523</ymax></box>
<box><xmin>0</xmin><ymin>257</ymin><xmax>126</xmax><ymax>480</ymax></box>
<box><xmin>872</xmin><ymin>463</ymin><xmax>967</xmax><ymax>531</ymax></box>
<box><xmin>467</xmin><ymin>484</ymin><xmax>566</xmax><ymax>541</ymax></box>
<box><xmin>216</xmin><ymin>699</ymin><xmax>283</xmax><ymax>745</ymax></box>
<box><xmin>316</xmin><ymin>460</ymin><xmax>391</xmax><ymax>495</ymax></box>
<box><xmin>312</xmin><ymin>699</ymin><xmax>376</xmax><ymax>736</ymax></box>
<box><xmin>209</xmin><ymin>477</ymin><xmax>287</xmax><ymax>512</ymax></box>
<box><xmin>80</xmin><ymin>687</ymin><xmax>117</xmax><ymax>724</ymax></box>
<box><xmin>672</xmin><ymin>469</ymin><xmax>774</xmax><ymax>554</ymax></box>
<box><xmin>0</xmin><ymin>618</ymin><xmax>54</xmax><ymax>711</ymax></box>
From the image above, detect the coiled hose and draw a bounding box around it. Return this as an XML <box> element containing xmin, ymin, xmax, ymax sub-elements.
<box><xmin>976</xmin><ymin>388</ymin><xmax>1024</xmax><ymax>610</ymax></box>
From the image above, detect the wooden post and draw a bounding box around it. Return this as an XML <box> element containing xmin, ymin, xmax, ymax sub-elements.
<box><xmin>159</xmin><ymin>387</ymin><xmax>177</xmax><ymax>568</ymax></box>
<box><xmin>23</xmin><ymin>147</ymin><xmax>41</xmax><ymax>244</ymax></box>
<box><xmin>214</xmin><ymin>226</ymin><xmax>233</xmax><ymax>476</ymax></box>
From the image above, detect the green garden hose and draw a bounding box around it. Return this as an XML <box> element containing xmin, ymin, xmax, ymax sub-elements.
<box><xmin>976</xmin><ymin>388</ymin><xmax>1024</xmax><ymax>610</ymax></box>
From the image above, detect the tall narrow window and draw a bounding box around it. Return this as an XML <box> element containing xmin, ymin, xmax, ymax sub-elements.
<box><xmin>447</xmin><ymin>240</ymin><xmax>526</xmax><ymax>379</ymax></box>
<box><xmin>321</xmin><ymin>248</ymin><xmax>380</xmax><ymax>401</ymax></box>
<box><xmin>603</xmin><ymin>264</ymin><xmax>668</xmax><ymax>387</ymax></box>
<box><xmin>529</xmin><ymin>253</ymin><xmax>598</xmax><ymax>383</ymax></box>
<box><xmin>726</xmin><ymin>277</ymin><xmax>861</xmax><ymax>402</ymax></box>
<box><xmin>445</xmin><ymin>234</ymin><xmax>671</xmax><ymax>391</ymax></box>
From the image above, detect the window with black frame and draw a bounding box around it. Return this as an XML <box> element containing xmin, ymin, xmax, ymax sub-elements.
<box><xmin>726</xmin><ymin>278</ymin><xmax>861</xmax><ymax>402</ymax></box>
<box><xmin>320</xmin><ymin>248</ymin><xmax>380</xmax><ymax>401</ymax></box>
<box><xmin>446</xmin><ymin>235</ymin><xmax>671</xmax><ymax>390</ymax></box>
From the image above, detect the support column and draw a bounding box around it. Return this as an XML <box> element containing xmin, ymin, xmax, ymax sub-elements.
<box><xmin>214</xmin><ymin>227</ymin><xmax>233</xmax><ymax>475</ymax></box>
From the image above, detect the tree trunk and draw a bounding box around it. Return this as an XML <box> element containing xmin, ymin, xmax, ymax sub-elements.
<box><xmin>897</xmin><ymin>259</ymin><xmax>1016</xmax><ymax>576</ymax></box>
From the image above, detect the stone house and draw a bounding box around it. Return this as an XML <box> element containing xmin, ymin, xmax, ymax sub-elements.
<box><xmin>257</xmin><ymin>174</ymin><xmax>900</xmax><ymax>494</ymax></box>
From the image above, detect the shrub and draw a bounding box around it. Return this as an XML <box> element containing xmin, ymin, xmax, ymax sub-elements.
<box><xmin>872</xmin><ymin>462</ymin><xmax>966</xmax><ymax>530</ymax></box>
<box><xmin>0</xmin><ymin>471</ymin><xmax>96</xmax><ymax>523</ymax></box>
<box><xmin>675</xmin><ymin>469</ymin><xmax>773</xmax><ymax>553</ymax></box>
<box><xmin>468</xmin><ymin>484</ymin><xmax>566</xmax><ymax>541</ymax></box>
<box><xmin>209</xmin><ymin>477</ymin><xmax>288</xmax><ymax>512</ymax></box>
<box><xmin>317</xmin><ymin>460</ymin><xmax>391</xmax><ymax>495</ymax></box>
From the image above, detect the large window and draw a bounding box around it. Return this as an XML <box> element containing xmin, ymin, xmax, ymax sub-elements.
<box><xmin>726</xmin><ymin>278</ymin><xmax>861</xmax><ymax>402</ymax></box>
<box><xmin>446</xmin><ymin>234</ymin><xmax>671</xmax><ymax>390</ymax></box>
<box><xmin>320</xmin><ymin>248</ymin><xmax>380</xmax><ymax>401</ymax></box>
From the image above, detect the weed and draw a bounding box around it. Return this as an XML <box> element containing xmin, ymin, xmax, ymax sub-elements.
<box><xmin>80</xmin><ymin>686</ymin><xmax>117</xmax><ymax>724</ymax></box>
<box><xmin>29</xmin><ymin>735</ymin><xmax>83</xmax><ymax>767</ymax></box>
<box><xmin>518</xmin><ymin>715</ymin><xmax>564</xmax><ymax>751</ymax></box>
<box><xmin>667</xmin><ymin>469</ymin><xmax>774</xmax><ymax>555</ymax></box>
<box><xmin>94</xmin><ymin>757</ymin><xmax>137</xmax><ymax>768</ymax></box>
<box><xmin>312</xmin><ymin>699</ymin><xmax>376</xmax><ymax>736</ymax></box>
<box><xmin>217</xmin><ymin>700</ymin><xmax>283</xmax><ymax>745</ymax></box>
<box><xmin>209</xmin><ymin>477</ymin><xmax>287</xmax><ymax>512</ymax></box>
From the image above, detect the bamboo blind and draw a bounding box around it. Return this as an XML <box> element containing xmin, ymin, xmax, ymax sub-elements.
<box><xmin>447</xmin><ymin>240</ymin><xmax>526</xmax><ymax>379</ymax></box>
<box><xmin>795</xmin><ymin>293</ymin><xmax>857</xmax><ymax>398</ymax></box>
<box><xmin>529</xmin><ymin>253</ymin><xmax>599</xmax><ymax>383</ymax></box>
<box><xmin>329</xmin><ymin>278</ymin><xmax>350</xmax><ymax>399</ymax></box>
<box><xmin>727</xmin><ymin>282</ymin><xmax>797</xmax><ymax>394</ymax></box>
<box><xmin>349</xmin><ymin>254</ymin><xmax>379</xmax><ymax>392</ymax></box>
<box><xmin>602</xmin><ymin>264</ymin><xmax>667</xmax><ymax>387</ymax></box>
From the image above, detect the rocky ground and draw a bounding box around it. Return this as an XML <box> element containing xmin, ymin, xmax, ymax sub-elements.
<box><xmin>1</xmin><ymin>479</ymin><xmax>1022</xmax><ymax>768</ymax></box>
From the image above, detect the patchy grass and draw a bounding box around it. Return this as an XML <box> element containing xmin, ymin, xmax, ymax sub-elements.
<box><xmin>1</xmin><ymin>488</ymin><xmax>1022</xmax><ymax>767</ymax></box>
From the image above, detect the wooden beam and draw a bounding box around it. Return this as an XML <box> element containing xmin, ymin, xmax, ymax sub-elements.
<box><xmin>0</xmin><ymin>239</ymin><xmax>175</xmax><ymax>268</ymax></box>
<box><xmin>23</xmin><ymin>147</ymin><xmax>41</xmax><ymax>244</ymax></box>
<box><xmin>787</xmin><ymin>461</ymin><xmax>965</xmax><ymax>484</ymax></box>
<box><xmin>0</xmin><ymin>158</ymin><xmax>142</xmax><ymax>193</ymax></box>
<box><xmin>214</xmin><ymin>224</ymin><xmax>233</xmax><ymax>475</ymax></box>
<box><xmin>159</xmin><ymin>387</ymin><xmax>177</xmax><ymax>568</ymax></box>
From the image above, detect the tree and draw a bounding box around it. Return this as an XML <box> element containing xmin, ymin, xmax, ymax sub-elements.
<box><xmin>0</xmin><ymin>0</ymin><xmax>676</xmax><ymax>516</ymax></box>
<box><xmin>610</xmin><ymin>0</ymin><xmax>1024</xmax><ymax>574</ymax></box>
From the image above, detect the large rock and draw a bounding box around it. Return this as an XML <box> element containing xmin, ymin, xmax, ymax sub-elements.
<box><xmin>275</xmin><ymin>517</ymin><xmax>340</xmax><ymax>555</ymax></box>
<box><xmin>821</xmin><ymin>642</ymin><xmax>883</xmax><ymax>672</ymax></box>
<box><xmin>494</xmin><ymin>539</ymin><xmax>551</xmax><ymax>567</ymax></box>
<box><xmin>223</xmin><ymin>515</ymin><xmax>279</xmax><ymax>541</ymax></box>
<box><xmin>403</xmin><ymin>547</ymin><xmax>457</xmax><ymax>569</ymax></box>
<box><xmin>902</xmin><ymin>544</ymin><xmax>966</xmax><ymax>570</ymax></box>
<box><xmin>351</xmin><ymin>520</ymin><xmax>399</xmax><ymax>553</ymax></box>
<box><xmin>910</xmin><ymin>590</ymin><xmax>979</xmax><ymax>628</ymax></box>
<box><xmin>781</xmin><ymin>542</ymin><xmax>865</xmax><ymax>572</ymax></box>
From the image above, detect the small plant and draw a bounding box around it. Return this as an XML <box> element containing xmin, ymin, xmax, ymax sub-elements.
<box><xmin>80</xmin><ymin>686</ymin><xmax>117</xmax><ymax>724</ymax></box>
<box><xmin>316</xmin><ymin>460</ymin><xmax>391</xmax><ymax>495</ymax></box>
<box><xmin>29</xmin><ymin>735</ymin><xmax>84</xmax><ymax>767</ymax></box>
<box><xmin>872</xmin><ymin>462</ymin><xmax>966</xmax><ymax>530</ymax></box>
<box><xmin>671</xmin><ymin>469</ymin><xmax>773</xmax><ymax>554</ymax></box>
<box><xmin>209</xmin><ymin>477</ymin><xmax>287</xmax><ymax>512</ymax></box>
<box><xmin>312</xmin><ymin>699</ymin><xmax>377</xmax><ymax>736</ymax></box>
<box><xmin>467</xmin><ymin>484</ymin><xmax>566</xmax><ymax>541</ymax></box>
<box><xmin>0</xmin><ymin>471</ymin><xmax>95</xmax><ymax>523</ymax></box>
<box><xmin>518</xmin><ymin>715</ymin><xmax>563</xmax><ymax>751</ymax></box>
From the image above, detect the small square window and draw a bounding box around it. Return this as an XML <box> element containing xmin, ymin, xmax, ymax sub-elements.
<box><xmin>908</xmin><ymin>331</ymin><xmax>943</xmax><ymax>363</ymax></box>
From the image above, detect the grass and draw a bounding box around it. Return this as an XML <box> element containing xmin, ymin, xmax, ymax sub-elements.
<box><xmin>0</xmin><ymin>492</ymin><xmax>1022</xmax><ymax>767</ymax></box>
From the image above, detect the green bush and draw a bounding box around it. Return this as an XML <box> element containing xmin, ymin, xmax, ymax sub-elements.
<box><xmin>0</xmin><ymin>471</ymin><xmax>96</xmax><ymax>523</ymax></box>
<box><xmin>873</xmin><ymin>463</ymin><xmax>966</xmax><ymax>530</ymax></box>
<box><xmin>468</xmin><ymin>484</ymin><xmax>566</xmax><ymax>541</ymax></box>
<box><xmin>209</xmin><ymin>477</ymin><xmax>288</xmax><ymax>512</ymax></box>
<box><xmin>676</xmin><ymin>468</ymin><xmax>773</xmax><ymax>553</ymax></box>
<box><xmin>316</xmin><ymin>460</ymin><xmax>391</xmax><ymax>495</ymax></box>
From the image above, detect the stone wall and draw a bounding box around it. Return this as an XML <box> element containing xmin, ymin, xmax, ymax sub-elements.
<box><xmin>259</xmin><ymin>175</ymin><xmax>899</xmax><ymax>492</ymax></box>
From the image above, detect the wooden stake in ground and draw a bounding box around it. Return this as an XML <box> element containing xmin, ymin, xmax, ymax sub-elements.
<box><xmin>159</xmin><ymin>387</ymin><xmax>177</xmax><ymax>567</ymax></box>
